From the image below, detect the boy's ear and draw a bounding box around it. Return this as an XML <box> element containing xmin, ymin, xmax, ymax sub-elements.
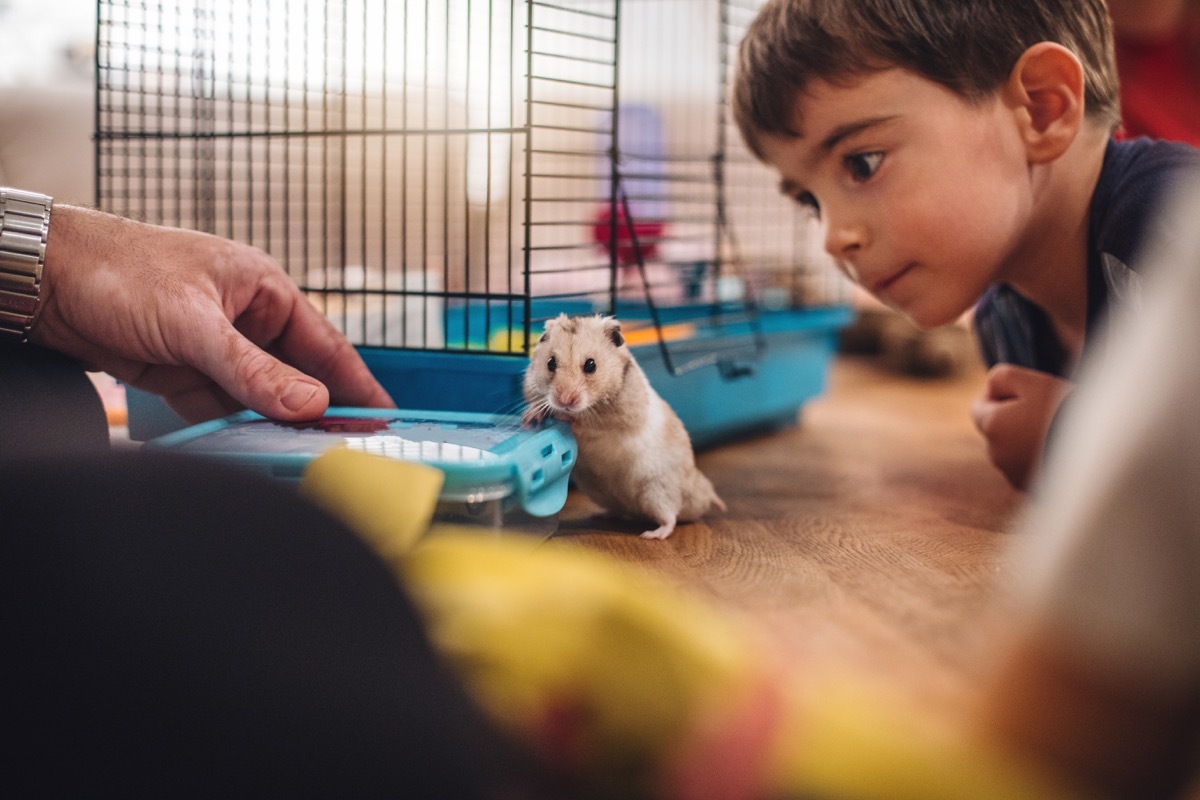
<box><xmin>1004</xmin><ymin>42</ymin><xmax>1086</xmax><ymax>164</ymax></box>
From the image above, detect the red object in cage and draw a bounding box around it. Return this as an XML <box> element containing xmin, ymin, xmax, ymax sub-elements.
<box><xmin>591</xmin><ymin>206</ymin><xmax>665</xmax><ymax>266</ymax></box>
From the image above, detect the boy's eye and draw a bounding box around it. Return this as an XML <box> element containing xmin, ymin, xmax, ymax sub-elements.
<box><xmin>547</xmin><ymin>356</ymin><xmax>557</xmax><ymax>373</ymax></box>
<box><xmin>845</xmin><ymin>151</ymin><xmax>883</xmax><ymax>182</ymax></box>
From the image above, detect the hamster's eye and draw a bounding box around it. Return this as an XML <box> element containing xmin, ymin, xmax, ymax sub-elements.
<box><xmin>583</xmin><ymin>358</ymin><xmax>597</xmax><ymax>374</ymax></box>
<box><xmin>547</xmin><ymin>356</ymin><xmax>557</xmax><ymax>373</ymax></box>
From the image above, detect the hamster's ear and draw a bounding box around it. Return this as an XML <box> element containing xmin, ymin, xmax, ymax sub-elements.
<box><xmin>1003</xmin><ymin>42</ymin><xmax>1085</xmax><ymax>164</ymax></box>
<box><xmin>603</xmin><ymin>318</ymin><xmax>625</xmax><ymax>348</ymax></box>
<box><xmin>540</xmin><ymin>317</ymin><xmax>558</xmax><ymax>343</ymax></box>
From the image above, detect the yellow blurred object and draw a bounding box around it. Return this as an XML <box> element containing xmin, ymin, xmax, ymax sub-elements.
<box><xmin>298</xmin><ymin>449</ymin><xmax>775</xmax><ymax>795</ymax></box>
<box><xmin>299</xmin><ymin>448</ymin><xmax>444</xmax><ymax>567</ymax></box>
<box><xmin>400</xmin><ymin>532</ymin><xmax>771</xmax><ymax>796</ymax></box>
<box><xmin>763</xmin><ymin>676</ymin><xmax>1085</xmax><ymax>800</ymax></box>
<box><xmin>299</xmin><ymin>449</ymin><xmax>1084</xmax><ymax>800</ymax></box>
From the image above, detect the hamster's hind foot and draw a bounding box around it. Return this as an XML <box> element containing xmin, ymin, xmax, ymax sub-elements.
<box><xmin>639</xmin><ymin>515</ymin><xmax>677</xmax><ymax>540</ymax></box>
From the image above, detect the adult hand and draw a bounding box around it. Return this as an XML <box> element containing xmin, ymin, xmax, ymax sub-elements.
<box><xmin>30</xmin><ymin>204</ymin><xmax>394</xmax><ymax>423</ymax></box>
<box><xmin>970</xmin><ymin>363</ymin><xmax>1071</xmax><ymax>491</ymax></box>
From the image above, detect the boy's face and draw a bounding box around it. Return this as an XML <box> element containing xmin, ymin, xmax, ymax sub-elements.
<box><xmin>757</xmin><ymin>68</ymin><xmax>1034</xmax><ymax>329</ymax></box>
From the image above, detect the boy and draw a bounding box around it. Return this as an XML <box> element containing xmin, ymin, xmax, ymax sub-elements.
<box><xmin>732</xmin><ymin>0</ymin><xmax>1200</xmax><ymax>489</ymax></box>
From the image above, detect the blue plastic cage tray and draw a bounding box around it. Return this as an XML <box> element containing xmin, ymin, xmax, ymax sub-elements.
<box><xmin>361</xmin><ymin>301</ymin><xmax>854</xmax><ymax>448</ymax></box>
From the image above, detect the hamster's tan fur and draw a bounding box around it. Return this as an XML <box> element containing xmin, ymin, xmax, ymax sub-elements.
<box><xmin>522</xmin><ymin>314</ymin><xmax>724</xmax><ymax>539</ymax></box>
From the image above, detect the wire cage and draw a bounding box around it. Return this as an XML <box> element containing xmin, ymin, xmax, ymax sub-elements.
<box><xmin>97</xmin><ymin>0</ymin><xmax>852</xmax><ymax>445</ymax></box>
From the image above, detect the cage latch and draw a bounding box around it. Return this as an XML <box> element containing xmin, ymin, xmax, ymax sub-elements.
<box><xmin>717</xmin><ymin>359</ymin><xmax>755</xmax><ymax>381</ymax></box>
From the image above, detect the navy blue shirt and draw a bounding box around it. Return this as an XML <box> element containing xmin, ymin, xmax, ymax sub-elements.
<box><xmin>974</xmin><ymin>137</ymin><xmax>1200</xmax><ymax>376</ymax></box>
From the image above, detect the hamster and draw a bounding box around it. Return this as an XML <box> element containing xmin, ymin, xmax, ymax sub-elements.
<box><xmin>522</xmin><ymin>313</ymin><xmax>725</xmax><ymax>539</ymax></box>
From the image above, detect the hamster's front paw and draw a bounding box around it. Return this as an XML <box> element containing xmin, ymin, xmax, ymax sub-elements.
<box><xmin>521</xmin><ymin>406</ymin><xmax>546</xmax><ymax>428</ymax></box>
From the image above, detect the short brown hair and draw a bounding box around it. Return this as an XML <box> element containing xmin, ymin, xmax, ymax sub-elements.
<box><xmin>733</xmin><ymin>0</ymin><xmax>1120</xmax><ymax>159</ymax></box>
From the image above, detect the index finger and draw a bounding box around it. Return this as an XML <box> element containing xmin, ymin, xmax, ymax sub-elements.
<box><xmin>272</xmin><ymin>295</ymin><xmax>395</xmax><ymax>409</ymax></box>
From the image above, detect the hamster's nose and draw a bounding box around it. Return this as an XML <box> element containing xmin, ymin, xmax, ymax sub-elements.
<box><xmin>554</xmin><ymin>388</ymin><xmax>580</xmax><ymax>410</ymax></box>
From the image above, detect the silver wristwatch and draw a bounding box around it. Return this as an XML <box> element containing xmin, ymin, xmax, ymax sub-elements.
<box><xmin>0</xmin><ymin>188</ymin><xmax>53</xmax><ymax>342</ymax></box>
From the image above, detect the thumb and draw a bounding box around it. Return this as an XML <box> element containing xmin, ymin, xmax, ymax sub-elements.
<box><xmin>201</xmin><ymin>326</ymin><xmax>332</xmax><ymax>420</ymax></box>
<box><xmin>969</xmin><ymin>395</ymin><xmax>991</xmax><ymax>434</ymax></box>
<box><xmin>982</xmin><ymin>363</ymin><xmax>1025</xmax><ymax>401</ymax></box>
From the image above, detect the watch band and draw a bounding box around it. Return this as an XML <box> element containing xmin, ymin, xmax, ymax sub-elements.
<box><xmin>0</xmin><ymin>188</ymin><xmax>53</xmax><ymax>342</ymax></box>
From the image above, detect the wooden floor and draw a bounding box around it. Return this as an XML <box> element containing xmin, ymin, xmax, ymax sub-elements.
<box><xmin>550</xmin><ymin>354</ymin><xmax>1024</xmax><ymax>718</ymax></box>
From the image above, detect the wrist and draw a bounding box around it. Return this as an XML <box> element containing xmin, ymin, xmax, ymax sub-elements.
<box><xmin>0</xmin><ymin>188</ymin><xmax>53</xmax><ymax>342</ymax></box>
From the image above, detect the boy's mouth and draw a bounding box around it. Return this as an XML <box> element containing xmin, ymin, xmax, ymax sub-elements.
<box><xmin>869</xmin><ymin>263</ymin><xmax>915</xmax><ymax>296</ymax></box>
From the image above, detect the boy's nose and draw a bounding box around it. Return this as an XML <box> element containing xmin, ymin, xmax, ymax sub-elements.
<box><xmin>823</xmin><ymin>215</ymin><xmax>865</xmax><ymax>261</ymax></box>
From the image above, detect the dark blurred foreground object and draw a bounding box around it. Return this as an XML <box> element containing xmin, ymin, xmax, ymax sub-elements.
<box><xmin>0</xmin><ymin>448</ymin><xmax>533</xmax><ymax>799</ymax></box>
<box><xmin>0</xmin><ymin>341</ymin><xmax>109</xmax><ymax>457</ymax></box>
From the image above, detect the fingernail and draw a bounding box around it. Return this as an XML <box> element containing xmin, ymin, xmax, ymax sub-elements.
<box><xmin>281</xmin><ymin>382</ymin><xmax>319</xmax><ymax>413</ymax></box>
